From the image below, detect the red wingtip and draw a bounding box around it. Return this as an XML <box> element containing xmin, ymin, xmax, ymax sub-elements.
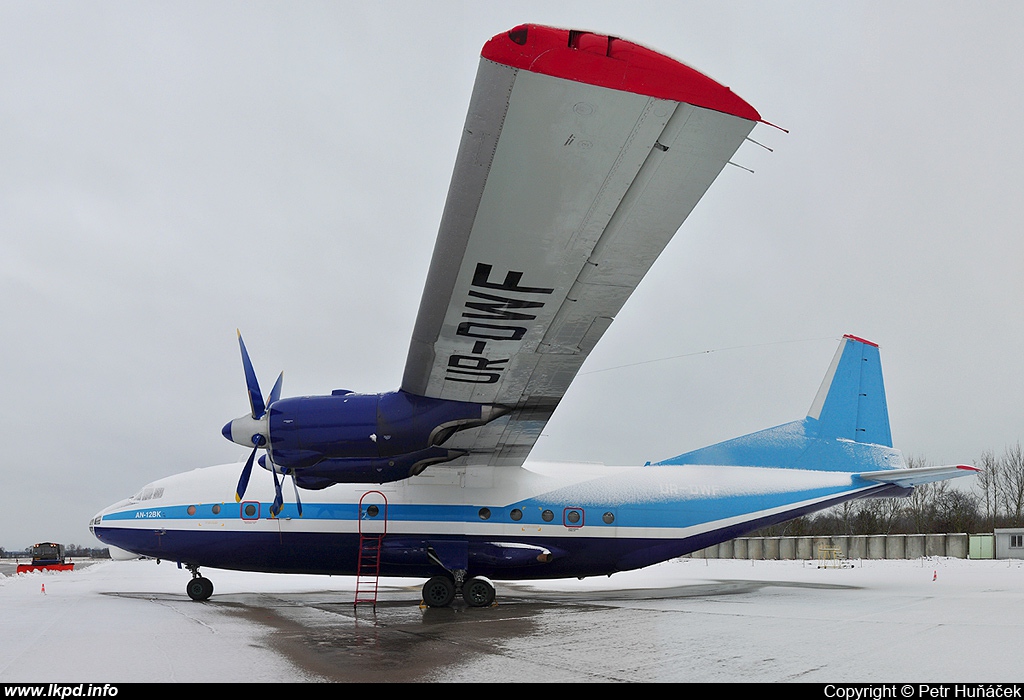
<box><xmin>956</xmin><ymin>465</ymin><xmax>981</xmax><ymax>472</ymax></box>
<box><xmin>481</xmin><ymin>24</ymin><xmax>761</xmax><ymax>122</ymax></box>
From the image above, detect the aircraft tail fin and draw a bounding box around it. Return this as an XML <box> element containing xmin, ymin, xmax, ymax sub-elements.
<box><xmin>655</xmin><ymin>334</ymin><xmax>902</xmax><ymax>472</ymax></box>
<box><xmin>805</xmin><ymin>334</ymin><xmax>892</xmax><ymax>447</ymax></box>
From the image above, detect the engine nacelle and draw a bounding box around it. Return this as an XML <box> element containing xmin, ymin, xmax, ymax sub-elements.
<box><xmin>261</xmin><ymin>389</ymin><xmax>504</xmax><ymax>483</ymax></box>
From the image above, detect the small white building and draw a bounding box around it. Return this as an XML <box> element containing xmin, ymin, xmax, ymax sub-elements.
<box><xmin>994</xmin><ymin>528</ymin><xmax>1024</xmax><ymax>559</ymax></box>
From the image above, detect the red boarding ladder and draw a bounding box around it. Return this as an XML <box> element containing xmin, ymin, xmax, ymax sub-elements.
<box><xmin>354</xmin><ymin>490</ymin><xmax>388</xmax><ymax>609</ymax></box>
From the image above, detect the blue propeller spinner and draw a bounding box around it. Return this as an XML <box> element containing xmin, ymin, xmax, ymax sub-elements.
<box><xmin>222</xmin><ymin>331</ymin><xmax>299</xmax><ymax>517</ymax></box>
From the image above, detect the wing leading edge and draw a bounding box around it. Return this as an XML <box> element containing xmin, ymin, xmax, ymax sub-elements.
<box><xmin>401</xmin><ymin>25</ymin><xmax>761</xmax><ymax>467</ymax></box>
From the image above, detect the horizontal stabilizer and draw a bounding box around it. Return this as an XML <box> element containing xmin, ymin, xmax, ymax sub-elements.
<box><xmin>857</xmin><ymin>464</ymin><xmax>980</xmax><ymax>488</ymax></box>
<box><xmin>656</xmin><ymin>419</ymin><xmax>905</xmax><ymax>472</ymax></box>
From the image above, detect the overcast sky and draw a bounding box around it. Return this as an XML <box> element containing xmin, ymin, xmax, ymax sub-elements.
<box><xmin>2</xmin><ymin>1</ymin><xmax>1022</xmax><ymax>549</ymax></box>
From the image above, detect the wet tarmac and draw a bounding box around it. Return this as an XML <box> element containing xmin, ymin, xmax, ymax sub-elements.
<box><xmin>6</xmin><ymin>558</ymin><xmax>1022</xmax><ymax>682</ymax></box>
<box><xmin>108</xmin><ymin>577</ymin><xmax>862</xmax><ymax>682</ymax></box>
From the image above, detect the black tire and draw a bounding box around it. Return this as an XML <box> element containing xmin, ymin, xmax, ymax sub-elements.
<box><xmin>422</xmin><ymin>575</ymin><xmax>456</xmax><ymax>608</ymax></box>
<box><xmin>462</xmin><ymin>577</ymin><xmax>495</xmax><ymax>607</ymax></box>
<box><xmin>187</xmin><ymin>576</ymin><xmax>214</xmax><ymax>601</ymax></box>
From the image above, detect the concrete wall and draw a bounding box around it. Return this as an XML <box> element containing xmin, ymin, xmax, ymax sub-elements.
<box><xmin>867</xmin><ymin>535</ymin><xmax>887</xmax><ymax>560</ymax></box>
<box><xmin>686</xmin><ymin>533</ymin><xmax>976</xmax><ymax>560</ymax></box>
<box><xmin>946</xmin><ymin>534</ymin><xmax>968</xmax><ymax>558</ymax></box>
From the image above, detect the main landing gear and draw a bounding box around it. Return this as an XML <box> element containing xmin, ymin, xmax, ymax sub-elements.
<box><xmin>182</xmin><ymin>562</ymin><xmax>493</xmax><ymax>607</ymax></box>
<box><xmin>421</xmin><ymin>571</ymin><xmax>495</xmax><ymax>608</ymax></box>
<box><xmin>186</xmin><ymin>564</ymin><xmax>214</xmax><ymax>601</ymax></box>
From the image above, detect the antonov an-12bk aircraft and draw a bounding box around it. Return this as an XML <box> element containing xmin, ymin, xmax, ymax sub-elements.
<box><xmin>91</xmin><ymin>25</ymin><xmax>976</xmax><ymax>607</ymax></box>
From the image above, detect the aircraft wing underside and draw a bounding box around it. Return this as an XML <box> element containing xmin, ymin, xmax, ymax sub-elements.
<box><xmin>400</xmin><ymin>25</ymin><xmax>760</xmax><ymax>467</ymax></box>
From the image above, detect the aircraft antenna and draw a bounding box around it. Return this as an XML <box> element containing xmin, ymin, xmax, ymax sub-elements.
<box><xmin>745</xmin><ymin>136</ymin><xmax>774</xmax><ymax>152</ymax></box>
<box><xmin>578</xmin><ymin>336</ymin><xmax>839</xmax><ymax>377</ymax></box>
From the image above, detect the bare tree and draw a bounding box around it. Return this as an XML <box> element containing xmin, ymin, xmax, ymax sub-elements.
<box><xmin>904</xmin><ymin>455</ymin><xmax>950</xmax><ymax>533</ymax></box>
<box><xmin>975</xmin><ymin>449</ymin><xmax>1001</xmax><ymax>529</ymax></box>
<box><xmin>935</xmin><ymin>490</ymin><xmax>981</xmax><ymax>533</ymax></box>
<box><xmin>904</xmin><ymin>455</ymin><xmax>931</xmax><ymax>532</ymax></box>
<box><xmin>837</xmin><ymin>498</ymin><xmax>860</xmax><ymax>535</ymax></box>
<box><xmin>860</xmin><ymin>494</ymin><xmax>905</xmax><ymax>534</ymax></box>
<box><xmin>1000</xmin><ymin>442</ymin><xmax>1024</xmax><ymax>525</ymax></box>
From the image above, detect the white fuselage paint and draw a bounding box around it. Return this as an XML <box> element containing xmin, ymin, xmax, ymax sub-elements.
<box><xmin>92</xmin><ymin>460</ymin><xmax>874</xmax><ymax>567</ymax></box>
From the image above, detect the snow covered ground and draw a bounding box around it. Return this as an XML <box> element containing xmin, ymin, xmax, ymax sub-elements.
<box><xmin>2</xmin><ymin>557</ymin><xmax>1022</xmax><ymax>682</ymax></box>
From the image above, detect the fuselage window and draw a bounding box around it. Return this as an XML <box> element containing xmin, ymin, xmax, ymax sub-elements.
<box><xmin>187</xmin><ymin>505</ymin><xmax>197</xmax><ymax>516</ymax></box>
<box><xmin>510</xmin><ymin>508</ymin><xmax>523</xmax><ymax>521</ymax></box>
<box><xmin>366</xmin><ymin>505</ymin><xmax>379</xmax><ymax>518</ymax></box>
<box><xmin>244</xmin><ymin>504</ymin><xmax>257</xmax><ymax>517</ymax></box>
<box><xmin>478</xmin><ymin>507</ymin><xmax>491</xmax><ymax>520</ymax></box>
<box><xmin>603</xmin><ymin>511</ymin><xmax>614</xmax><ymax>524</ymax></box>
<box><xmin>212</xmin><ymin>504</ymin><xmax>221</xmax><ymax>515</ymax></box>
<box><xmin>541</xmin><ymin>509</ymin><xmax>554</xmax><ymax>522</ymax></box>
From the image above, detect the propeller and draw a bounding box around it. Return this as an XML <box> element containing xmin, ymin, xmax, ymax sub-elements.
<box><xmin>222</xmin><ymin>331</ymin><xmax>291</xmax><ymax>516</ymax></box>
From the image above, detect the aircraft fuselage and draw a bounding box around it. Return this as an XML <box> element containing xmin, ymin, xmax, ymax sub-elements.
<box><xmin>91</xmin><ymin>460</ymin><xmax>892</xmax><ymax>581</ymax></box>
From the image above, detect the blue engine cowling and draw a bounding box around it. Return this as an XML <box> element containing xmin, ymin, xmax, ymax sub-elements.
<box><xmin>263</xmin><ymin>389</ymin><xmax>505</xmax><ymax>484</ymax></box>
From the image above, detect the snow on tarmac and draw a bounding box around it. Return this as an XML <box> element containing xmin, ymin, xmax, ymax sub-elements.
<box><xmin>2</xmin><ymin>557</ymin><xmax>1023</xmax><ymax>682</ymax></box>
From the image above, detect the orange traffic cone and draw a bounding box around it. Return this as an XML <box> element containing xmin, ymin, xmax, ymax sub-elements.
<box><xmin>41</xmin><ymin>583</ymin><xmax>46</xmax><ymax>594</ymax></box>
<box><xmin>933</xmin><ymin>570</ymin><xmax>937</xmax><ymax>582</ymax></box>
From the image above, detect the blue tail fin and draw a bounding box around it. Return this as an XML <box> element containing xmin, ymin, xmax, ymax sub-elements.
<box><xmin>806</xmin><ymin>334</ymin><xmax>892</xmax><ymax>447</ymax></box>
<box><xmin>655</xmin><ymin>335</ymin><xmax>901</xmax><ymax>472</ymax></box>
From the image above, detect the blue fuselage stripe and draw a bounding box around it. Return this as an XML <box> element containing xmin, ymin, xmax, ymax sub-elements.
<box><xmin>100</xmin><ymin>483</ymin><xmax>857</xmax><ymax>529</ymax></box>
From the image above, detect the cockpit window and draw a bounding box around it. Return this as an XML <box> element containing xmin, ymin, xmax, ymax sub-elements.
<box><xmin>130</xmin><ymin>486</ymin><xmax>165</xmax><ymax>502</ymax></box>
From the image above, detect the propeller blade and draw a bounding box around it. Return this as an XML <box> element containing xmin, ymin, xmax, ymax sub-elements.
<box><xmin>270</xmin><ymin>468</ymin><xmax>284</xmax><ymax>517</ymax></box>
<box><xmin>267</xmin><ymin>371</ymin><xmax>284</xmax><ymax>407</ymax></box>
<box><xmin>230</xmin><ymin>333</ymin><xmax>288</xmax><ymax>512</ymax></box>
<box><xmin>290</xmin><ymin>472</ymin><xmax>303</xmax><ymax>517</ymax></box>
<box><xmin>237</xmin><ymin>330</ymin><xmax>266</xmax><ymax>419</ymax></box>
<box><xmin>235</xmin><ymin>447</ymin><xmax>257</xmax><ymax>502</ymax></box>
